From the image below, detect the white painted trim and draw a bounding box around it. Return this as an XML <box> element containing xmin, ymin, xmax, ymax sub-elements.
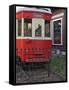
<box><xmin>50</xmin><ymin>21</ymin><xmax>53</xmax><ymax>39</ymax></box>
<box><xmin>22</xmin><ymin>18</ymin><xmax>24</xmax><ymax>37</ymax></box>
<box><xmin>16</xmin><ymin>37</ymin><xmax>52</xmax><ymax>40</ymax></box>
<box><xmin>52</xmin><ymin>13</ymin><xmax>64</xmax><ymax>19</ymax></box>
<box><xmin>32</xmin><ymin>19</ymin><xmax>34</xmax><ymax>38</ymax></box>
<box><xmin>51</xmin><ymin>18</ymin><xmax>63</xmax><ymax>45</ymax></box>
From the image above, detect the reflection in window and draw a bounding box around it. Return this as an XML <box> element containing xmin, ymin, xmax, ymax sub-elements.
<box><xmin>45</xmin><ymin>21</ymin><xmax>50</xmax><ymax>37</ymax></box>
<box><xmin>35</xmin><ymin>24</ymin><xmax>42</xmax><ymax>37</ymax></box>
<box><xmin>18</xmin><ymin>19</ymin><xmax>22</xmax><ymax>36</ymax></box>
<box><xmin>24</xmin><ymin>19</ymin><xmax>32</xmax><ymax>37</ymax></box>
<box><xmin>53</xmin><ymin>20</ymin><xmax>61</xmax><ymax>44</ymax></box>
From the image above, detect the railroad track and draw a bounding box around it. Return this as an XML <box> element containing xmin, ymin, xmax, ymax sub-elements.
<box><xmin>16</xmin><ymin>63</ymin><xmax>65</xmax><ymax>84</ymax></box>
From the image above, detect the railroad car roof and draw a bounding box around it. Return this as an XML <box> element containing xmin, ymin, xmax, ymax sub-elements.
<box><xmin>16</xmin><ymin>7</ymin><xmax>52</xmax><ymax>14</ymax></box>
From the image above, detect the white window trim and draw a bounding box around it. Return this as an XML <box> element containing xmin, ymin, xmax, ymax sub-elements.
<box><xmin>51</xmin><ymin>18</ymin><xmax>63</xmax><ymax>45</ymax></box>
<box><xmin>22</xmin><ymin>18</ymin><xmax>24</xmax><ymax>37</ymax></box>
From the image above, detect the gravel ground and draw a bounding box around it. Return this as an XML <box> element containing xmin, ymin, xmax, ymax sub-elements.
<box><xmin>16</xmin><ymin>64</ymin><xmax>65</xmax><ymax>84</ymax></box>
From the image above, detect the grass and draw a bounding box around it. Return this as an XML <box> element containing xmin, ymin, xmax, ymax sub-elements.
<box><xmin>50</xmin><ymin>54</ymin><xmax>66</xmax><ymax>79</ymax></box>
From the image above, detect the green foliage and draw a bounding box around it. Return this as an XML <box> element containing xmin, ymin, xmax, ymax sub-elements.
<box><xmin>50</xmin><ymin>55</ymin><xmax>66</xmax><ymax>78</ymax></box>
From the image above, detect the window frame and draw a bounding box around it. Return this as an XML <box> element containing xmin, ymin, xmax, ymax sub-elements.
<box><xmin>32</xmin><ymin>18</ymin><xmax>44</xmax><ymax>39</ymax></box>
<box><xmin>24</xmin><ymin>19</ymin><xmax>32</xmax><ymax>37</ymax></box>
<box><xmin>52</xmin><ymin>18</ymin><xmax>63</xmax><ymax>45</ymax></box>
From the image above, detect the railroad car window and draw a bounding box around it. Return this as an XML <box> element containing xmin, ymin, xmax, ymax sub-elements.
<box><xmin>33</xmin><ymin>19</ymin><xmax>44</xmax><ymax>37</ymax></box>
<box><xmin>18</xmin><ymin>19</ymin><xmax>22</xmax><ymax>36</ymax></box>
<box><xmin>45</xmin><ymin>21</ymin><xmax>50</xmax><ymax>37</ymax></box>
<box><xmin>35</xmin><ymin>24</ymin><xmax>42</xmax><ymax>37</ymax></box>
<box><xmin>24</xmin><ymin>19</ymin><xmax>32</xmax><ymax>37</ymax></box>
<box><xmin>53</xmin><ymin>20</ymin><xmax>61</xmax><ymax>44</ymax></box>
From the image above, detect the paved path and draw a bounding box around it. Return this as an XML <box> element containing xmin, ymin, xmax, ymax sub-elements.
<box><xmin>16</xmin><ymin>64</ymin><xmax>65</xmax><ymax>84</ymax></box>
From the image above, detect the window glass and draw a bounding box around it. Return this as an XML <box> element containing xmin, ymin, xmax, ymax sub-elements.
<box><xmin>53</xmin><ymin>20</ymin><xmax>61</xmax><ymax>44</ymax></box>
<box><xmin>24</xmin><ymin>19</ymin><xmax>32</xmax><ymax>37</ymax></box>
<box><xmin>35</xmin><ymin>24</ymin><xmax>42</xmax><ymax>37</ymax></box>
<box><xmin>45</xmin><ymin>21</ymin><xmax>50</xmax><ymax>37</ymax></box>
<box><xmin>34</xmin><ymin>19</ymin><xmax>43</xmax><ymax>37</ymax></box>
<box><xmin>18</xmin><ymin>19</ymin><xmax>22</xmax><ymax>36</ymax></box>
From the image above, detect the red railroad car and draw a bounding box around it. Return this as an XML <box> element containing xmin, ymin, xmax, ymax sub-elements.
<box><xmin>16</xmin><ymin>7</ymin><xmax>52</xmax><ymax>64</ymax></box>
